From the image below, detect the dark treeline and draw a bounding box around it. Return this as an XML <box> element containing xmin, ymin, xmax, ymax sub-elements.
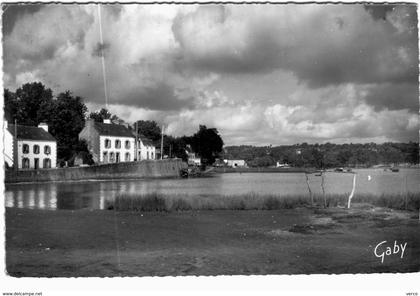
<box><xmin>6</xmin><ymin>82</ymin><xmax>416</xmax><ymax>169</ymax></box>
<box><xmin>4</xmin><ymin>81</ymin><xmax>223</xmax><ymax>167</ymax></box>
<box><xmin>223</xmin><ymin>142</ymin><xmax>419</xmax><ymax>169</ymax></box>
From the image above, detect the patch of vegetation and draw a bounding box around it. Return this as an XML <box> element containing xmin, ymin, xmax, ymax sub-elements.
<box><xmin>105</xmin><ymin>192</ymin><xmax>420</xmax><ymax>212</ymax></box>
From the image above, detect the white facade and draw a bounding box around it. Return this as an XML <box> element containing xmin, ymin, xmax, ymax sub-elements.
<box><xmin>137</xmin><ymin>139</ymin><xmax>156</xmax><ymax>160</ymax></box>
<box><xmin>225</xmin><ymin>159</ymin><xmax>247</xmax><ymax>167</ymax></box>
<box><xmin>3</xmin><ymin>123</ymin><xmax>14</xmax><ymax>167</ymax></box>
<box><xmin>17</xmin><ymin>140</ymin><xmax>57</xmax><ymax>169</ymax></box>
<box><xmin>187</xmin><ymin>153</ymin><xmax>201</xmax><ymax>166</ymax></box>
<box><xmin>99</xmin><ymin>135</ymin><xmax>135</xmax><ymax>163</ymax></box>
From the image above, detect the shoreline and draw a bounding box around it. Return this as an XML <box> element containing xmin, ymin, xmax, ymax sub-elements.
<box><xmin>5</xmin><ymin>165</ymin><xmax>420</xmax><ymax>186</ymax></box>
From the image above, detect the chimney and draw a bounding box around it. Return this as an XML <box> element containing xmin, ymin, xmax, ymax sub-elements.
<box><xmin>103</xmin><ymin>119</ymin><xmax>111</xmax><ymax>124</ymax></box>
<box><xmin>4</xmin><ymin>121</ymin><xmax>8</xmax><ymax>129</ymax></box>
<box><xmin>38</xmin><ymin>122</ymin><xmax>48</xmax><ymax>132</ymax></box>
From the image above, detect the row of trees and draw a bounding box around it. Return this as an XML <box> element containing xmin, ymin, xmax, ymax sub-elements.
<box><xmin>4</xmin><ymin>82</ymin><xmax>224</xmax><ymax>167</ymax></box>
<box><xmin>4</xmin><ymin>82</ymin><xmax>91</xmax><ymax>165</ymax></box>
<box><xmin>223</xmin><ymin>142</ymin><xmax>419</xmax><ymax>169</ymax></box>
<box><xmin>6</xmin><ymin>81</ymin><xmax>416</xmax><ymax>169</ymax></box>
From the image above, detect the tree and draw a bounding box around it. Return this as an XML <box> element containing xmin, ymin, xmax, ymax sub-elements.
<box><xmin>49</xmin><ymin>91</ymin><xmax>88</xmax><ymax>161</ymax></box>
<box><xmin>134</xmin><ymin>120</ymin><xmax>162</xmax><ymax>143</ymax></box>
<box><xmin>12</xmin><ymin>82</ymin><xmax>54</xmax><ymax>126</ymax></box>
<box><xmin>189</xmin><ymin>125</ymin><xmax>224</xmax><ymax>166</ymax></box>
<box><xmin>3</xmin><ymin>82</ymin><xmax>90</xmax><ymax>163</ymax></box>
<box><xmin>68</xmin><ymin>139</ymin><xmax>94</xmax><ymax>166</ymax></box>
<box><xmin>163</xmin><ymin>135</ymin><xmax>188</xmax><ymax>161</ymax></box>
<box><xmin>89</xmin><ymin>108</ymin><xmax>120</xmax><ymax>123</ymax></box>
<box><xmin>4</xmin><ymin>89</ymin><xmax>18</xmax><ymax>123</ymax></box>
<box><xmin>247</xmin><ymin>155</ymin><xmax>275</xmax><ymax>167</ymax></box>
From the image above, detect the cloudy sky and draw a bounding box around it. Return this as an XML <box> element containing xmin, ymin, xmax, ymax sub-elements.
<box><xmin>2</xmin><ymin>3</ymin><xmax>419</xmax><ymax>145</ymax></box>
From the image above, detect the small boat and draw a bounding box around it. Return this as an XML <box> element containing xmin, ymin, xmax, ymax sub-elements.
<box><xmin>180</xmin><ymin>168</ymin><xmax>189</xmax><ymax>178</ymax></box>
<box><xmin>391</xmin><ymin>167</ymin><xmax>399</xmax><ymax>172</ymax></box>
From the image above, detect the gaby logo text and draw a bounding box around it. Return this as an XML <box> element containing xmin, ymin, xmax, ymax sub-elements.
<box><xmin>374</xmin><ymin>240</ymin><xmax>407</xmax><ymax>263</ymax></box>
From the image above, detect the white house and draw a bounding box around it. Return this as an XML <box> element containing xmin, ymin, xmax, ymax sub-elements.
<box><xmin>79</xmin><ymin>119</ymin><xmax>136</xmax><ymax>164</ymax></box>
<box><xmin>185</xmin><ymin>144</ymin><xmax>201</xmax><ymax>166</ymax></box>
<box><xmin>137</xmin><ymin>134</ymin><xmax>156</xmax><ymax>160</ymax></box>
<box><xmin>3</xmin><ymin>121</ymin><xmax>14</xmax><ymax>168</ymax></box>
<box><xmin>5</xmin><ymin>122</ymin><xmax>57</xmax><ymax>169</ymax></box>
<box><xmin>224</xmin><ymin>159</ymin><xmax>247</xmax><ymax>168</ymax></box>
<box><xmin>276</xmin><ymin>162</ymin><xmax>290</xmax><ymax>168</ymax></box>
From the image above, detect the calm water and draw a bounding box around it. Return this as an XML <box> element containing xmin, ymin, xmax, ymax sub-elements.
<box><xmin>5</xmin><ymin>169</ymin><xmax>420</xmax><ymax>210</ymax></box>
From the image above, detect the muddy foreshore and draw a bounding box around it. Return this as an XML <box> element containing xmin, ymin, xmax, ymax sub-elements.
<box><xmin>5</xmin><ymin>204</ymin><xmax>420</xmax><ymax>277</ymax></box>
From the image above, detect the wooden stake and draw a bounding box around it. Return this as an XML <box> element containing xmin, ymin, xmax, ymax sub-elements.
<box><xmin>305</xmin><ymin>173</ymin><xmax>313</xmax><ymax>206</ymax></box>
<box><xmin>347</xmin><ymin>174</ymin><xmax>357</xmax><ymax>209</ymax></box>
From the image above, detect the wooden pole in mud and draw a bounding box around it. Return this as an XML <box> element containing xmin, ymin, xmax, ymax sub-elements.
<box><xmin>347</xmin><ymin>173</ymin><xmax>357</xmax><ymax>209</ymax></box>
<box><xmin>305</xmin><ymin>173</ymin><xmax>313</xmax><ymax>206</ymax></box>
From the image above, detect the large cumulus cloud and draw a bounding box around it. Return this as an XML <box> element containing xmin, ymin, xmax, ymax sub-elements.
<box><xmin>2</xmin><ymin>4</ymin><xmax>418</xmax><ymax>144</ymax></box>
<box><xmin>172</xmin><ymin>4</ymin><xmax>418</xmax><ymax>87</ymax></box>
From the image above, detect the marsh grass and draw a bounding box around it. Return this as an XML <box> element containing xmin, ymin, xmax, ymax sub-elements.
<box><xmin>105</xmin><ymin>192</ymin><xmax>420</xmax><ymax>212</ymax></box>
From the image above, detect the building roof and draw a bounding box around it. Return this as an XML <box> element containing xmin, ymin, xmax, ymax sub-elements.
<box><xmin>8</xmin><ymin>124</ymin><xmax>56</xmax><ymax>142</ymax></box>
<box><xmin>185</xmin><ymin>144</ymin><xmax>195</xmax><ymax>154</ymax></box>
<box><xmin>138</xmin><ymin>134</ymin><xmax>155</xmax><ymax>146</ymax></box>
<box><xmin>94</xmin><ymin>122</ymin><xmax>135</xmax><ymax>138</ymax></box>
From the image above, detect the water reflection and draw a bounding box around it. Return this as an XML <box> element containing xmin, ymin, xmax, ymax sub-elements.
<box><xmin>98</xmin><ymin>182</ymin><xmax>117</xmax><ymax>210</ymax></box>
<box><xmin>5</xmin><ymin>168</ymin><xmax>420</xmax><ymax>211</ymax></box>
<box><xmin>17</xmin><ymin>191</ymin><xmax>23</xmax><ymax>209</ymax></box>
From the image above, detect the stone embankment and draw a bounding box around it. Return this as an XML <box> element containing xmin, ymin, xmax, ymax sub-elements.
<box><xmin>5</xmin><ymin>159</ymin><xmax>187</xmax><ymax>183</ymax></box>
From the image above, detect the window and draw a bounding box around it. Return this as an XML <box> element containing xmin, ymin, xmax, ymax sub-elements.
<box><xmin>103</xmin><ymin>151</ymin><xmax>108</xmax><ymax>163</ymax></box>
<box><xmin>22</xmin><ymin>158</ymin><xmax>30</xmax><ymax>169</ymax></box>
<box><xmin>109</xmin><ymin>152</ymin><xmax>115</xmax><ymax>163</ymax></box>
<box><xmin>147</xmin><ymin>151</ymin><xmax>149</xmax><ymax>160</ymax></box>
<box><xmin>33</xmin><ymin>145</ymin><xmax>40</xmax><ymax>154</ymax></box>
<box><xmin>34</xmin><ymin>158</ymin><xmax>39</xmax><ymax>169</ymax></box>
<box><xmin>115</xmin><ymin>140</ymin><xmax>121</xmax><ymax>149</ymax></box>
<box><xmin>44</xmin><ymin>145</ymin><xmax>51</xmax><ymax>155</ymax></box>
<box><xmin>125</xmin><ymin>140</ymin><xmax>130</xmax><ymax>149</ymax></box>
<box><xmin>43</xmin><ymin>158</ymin><xmax>51</xmax><ymax>168</ymax></box>
<box><xmin>151</xmin><ymin>152</ymin><xmax>154</xmax><ymax>159</ymax></box>
<box><xmin>22</xmin><ymin>144</ymin><xmax>29</xmax><ymax>154</ymax></box>
<box><xmin>125</xmin><ymin>153</ymin><xmax>130</xmax><ymax>162</ymax></box>
<box><xmin>116</xmin><ymin>152</ymin><xmax>120</xmax><ymax>163</ymax></box>
<box><xmin>105</xmin><ymin>139</ymin><xmax>111</xmax><ymax>148</ymax></box>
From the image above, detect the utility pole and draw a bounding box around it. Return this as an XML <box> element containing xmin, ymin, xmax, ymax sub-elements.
<box><xmin>134</xmin><ymin>121</ymin><xmax>138</xmax><ymax>161</ymax></box>
<box><xmin>160</xmin><ymin>125</ymin><xmax>164</xmax><ymax>160</ymax></box>
<box><xmin>14</xmin><ymin>119</ymin><xmax>18</xmax><ymax>172</ymax></box>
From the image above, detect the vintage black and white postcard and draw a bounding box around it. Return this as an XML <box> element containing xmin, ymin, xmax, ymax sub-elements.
<box><xmin>1</xmin><ymin>1</ymin><xmax>419</xmax><ymax>295</ymax></box>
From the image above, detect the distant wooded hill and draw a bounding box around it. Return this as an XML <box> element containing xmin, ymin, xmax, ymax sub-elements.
<box><xmin>222</xmin><ymin>142</ymin><xmax>419</xmax><ymax>168</ymax></box>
